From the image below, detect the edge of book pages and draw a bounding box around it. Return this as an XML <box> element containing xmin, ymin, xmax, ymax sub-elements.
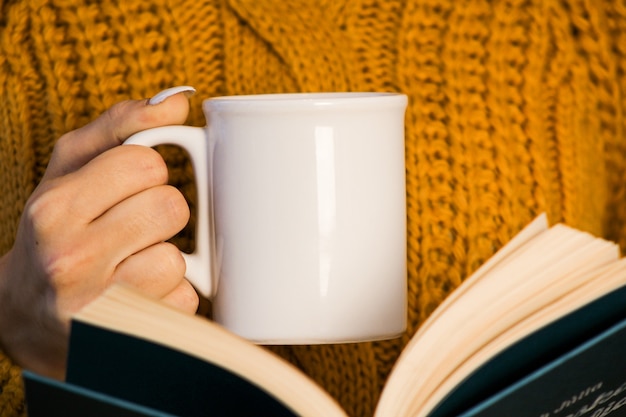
<box><xmin>74</xmin><ymin>285</ymin><xmax>349</xmax><ymax>417</ymax></box>
<box><xmin>375</xmin><ymin>214</ymin><xmax>626</xmax><ymax>417</ymax></box>
<box><xmin>75</xmin><ymin>213</ymin><xmax>626</xmax><ymax>417</ymax></box>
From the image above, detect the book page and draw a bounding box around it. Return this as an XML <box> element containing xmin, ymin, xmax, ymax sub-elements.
<box><xmin>375</xmin><ymin>216</ymin><xmax>620</xmax><ymax>417</ymax></box>
<box><xmin>74</xmin><ymin>284</ymin><xmax>348</xmax><ymax>417</ymax></box>
<box><xmin>406</xmin><ymin>214</ymin><xmax>549</xmax><ymax>351</ymax></box>
<box><xmin>420</xmin><ymin>258</ymin><xmax>626</xmax><ymax>417</ymax></box>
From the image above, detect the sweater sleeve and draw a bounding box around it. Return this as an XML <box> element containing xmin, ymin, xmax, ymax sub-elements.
<box><xmin>0</xmin><ymin>350</ymin><xmax>26</xmax><ymax>417</ymax></box>
<box><xmin>0</xmin><ymin>2</ymin><xmax>36</xmax><ymax>415</ymax></box>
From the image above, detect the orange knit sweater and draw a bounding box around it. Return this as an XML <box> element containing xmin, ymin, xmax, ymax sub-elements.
<box><xmin>3</xmin><ymin>1</ymin><xmax>626</xmax><ymax>416</ymax></box>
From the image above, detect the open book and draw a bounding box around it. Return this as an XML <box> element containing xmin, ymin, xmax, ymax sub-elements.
<box><xmin>23</xmin><ymin>214</ymin><xmax>626</xmax><ymax>417</ymax></box>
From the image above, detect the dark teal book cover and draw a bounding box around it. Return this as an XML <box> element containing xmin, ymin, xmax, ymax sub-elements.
<box><xmin>430</xmin><ymin>285</ymin><xmax>626</xmax><ymax>417</ymax></box>
<box><xmin>23</xmin><ymin>371</ymin><xmax>176</xmax><ymax>417</ymax></box>
<box><xmin>63</xmin><ymin>321</ymin><xmax>297</xmax><ymax>417</ymax></box>
<box><xmin>462</xmin><ymin>317</ymin><xmax>626</xmax><ymax>417</ymax></box>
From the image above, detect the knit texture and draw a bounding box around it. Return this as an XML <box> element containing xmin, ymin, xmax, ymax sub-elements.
<box><xmin>3</xmin><ymin>1</ymin><xmax>626</xmax><ymax>416</ymax></box>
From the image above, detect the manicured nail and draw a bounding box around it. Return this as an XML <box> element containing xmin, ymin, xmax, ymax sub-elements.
<box><xmin>148</xmin><ymin>86</ymin><xmax>196</xmax><ymax>105</ymax></box>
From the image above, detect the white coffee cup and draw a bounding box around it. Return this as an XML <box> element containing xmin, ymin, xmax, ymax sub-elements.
<box><xmin>125</xmin><ymin>92</ymin><xmax>408</xmax><ymax>344</ymax></box>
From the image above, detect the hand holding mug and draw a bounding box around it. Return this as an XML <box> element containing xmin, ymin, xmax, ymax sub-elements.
<box><xmin>0</xmin><ymin>88</ymin><xmax>198</xmax><ymax>378</ymax></box>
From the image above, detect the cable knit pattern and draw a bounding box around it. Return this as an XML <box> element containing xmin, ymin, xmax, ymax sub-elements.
<box><xmin>3</xmin><ymin>1</ymin><xmax>626</xmax><ymax>416</ymax></box>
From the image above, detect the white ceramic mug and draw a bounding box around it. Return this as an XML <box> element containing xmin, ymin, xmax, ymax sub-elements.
<box><xmin>125</xmin><ymin>92</ymin><xmax>408</xmax><ymax>344</ymax></box>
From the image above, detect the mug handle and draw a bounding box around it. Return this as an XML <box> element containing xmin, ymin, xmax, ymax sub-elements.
<box><xmin>124</xmin><ymin>126</ymin><xmax>215</xmax><ymax>298</ymax></box>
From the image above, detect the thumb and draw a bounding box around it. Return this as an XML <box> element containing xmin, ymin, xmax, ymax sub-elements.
<box><xmin>43</xmin><ymin>86</ymin><xmax>196</xmax><ymax>180</ymax></box>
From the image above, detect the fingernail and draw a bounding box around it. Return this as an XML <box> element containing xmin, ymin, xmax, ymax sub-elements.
<box><xmin>148</xmin><ymin>86</ymin><xmax>196</xmax><ymax>105</ymax></box>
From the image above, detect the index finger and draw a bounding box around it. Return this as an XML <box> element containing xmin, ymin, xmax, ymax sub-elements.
<box><xmin>43</xmin><ymin>86</ymin><xmax>195</xmax><ymax>181</ymax></box>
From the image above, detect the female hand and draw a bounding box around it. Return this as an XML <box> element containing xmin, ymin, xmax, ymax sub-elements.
<box><xmin>0</xmin><ymin>87</ymin><xmax>199</xmax><ymax>379</ymax></box>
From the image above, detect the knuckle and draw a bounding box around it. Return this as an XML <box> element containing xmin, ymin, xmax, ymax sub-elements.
<box><xmin>133</xmin><ymin>147</ymin><xmax>169</xmax><ymax>185</ymax></box>
<box><xmin>23</xmin><ymin>183</ymin><xmax>93</xmax><ymax>286</ymax></box>
<box><xmin>106</xmin><ymin>100</ymin><xmax>131</xmax><ymax>120</ymax></box>
<box><xmin>103</xmin><ymin>99</ymin><xmax>149</xmax><ymax>146</ymax></box>
<box><xmin>25</xmin><ymin>182</ymin><xmax>70</xmax><ymax>236</ymax></box>
<box><xmin>38</xmin><ymin>238</ymin><xmax>89</xmax><ymax>288</ymax></box>
<box><xmin>175</xmin><ymin>281</ymin><xmax>200</xmax><ymax>313</ymax></box>
<box><xmin>162</xmin><ymin>185</ymin><xmax>191</xmax><ymax>224</ymax></box>
<box><xmin>159</xmin><ymin>242</ymin><xmax>187</xmax><ymax>277</ymax></box>
<box><xmin>104</xmin><ymin>100</ymin><xmax>134</xmax><ymax>140</ymax></box>
<box><xmin>142</xmin><ymin>185</ymin><xmax>190</xmax><ymax>232</ymax></box>
<box><xmin>52</xmin><ymin>131</ymin><xmax>74</xmax><ymax>155</ymax></box>
<box><xmin>41</xmin><ymin>249</ymin><xmax>81</xmax><ymax>286</ymax></box>
<box><xmin>135</xmin><ymin>186</ymin><xmax>189</xmax><ymax>235</ymax></box>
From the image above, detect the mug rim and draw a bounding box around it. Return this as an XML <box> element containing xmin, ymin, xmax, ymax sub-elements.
<box><xmin>203</xmin><ymin>92</ymin><xmax>407</xmax><ymax>112</ymax></box>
